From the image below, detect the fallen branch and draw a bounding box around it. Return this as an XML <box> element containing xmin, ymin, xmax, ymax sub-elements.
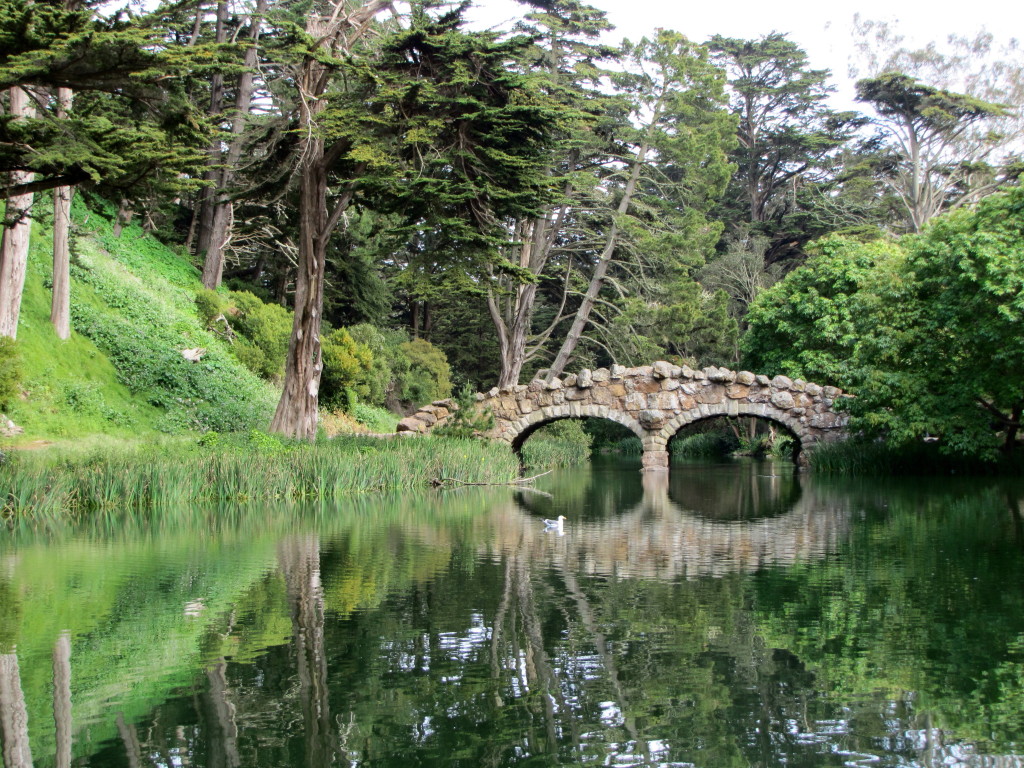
<box><xmin>431</xmin><ymin>470</ymin><xmax>553</xmax><ymax>488</ymax></box>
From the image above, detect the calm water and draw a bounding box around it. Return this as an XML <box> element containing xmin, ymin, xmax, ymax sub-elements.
<box><xmin>2</xmin><ymin>458</ymin><xmax>1024</xmax><ymax>767</ymax></box>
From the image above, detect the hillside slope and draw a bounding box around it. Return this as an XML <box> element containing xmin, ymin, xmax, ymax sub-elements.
<box><xmin>4</xmin><ymin>197</ymin><xmax>278</xmax><ymax>442</ymax></box>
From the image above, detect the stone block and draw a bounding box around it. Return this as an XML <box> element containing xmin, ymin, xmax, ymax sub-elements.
<box><xmin>565</xmin><ymin>387</ymin><xmax>587</xmax><ymax>401</ymax></box>
<box><xmin>577</xmin><ymin>369</ymin><xmax>594</xmax><ymax>388</ymax></box>
<box><xmin>592</xmin><ymin>367</ymin><xmax>610</xmax><ymax>383</ymax></box>
<box><xmin>397</xmin><ymin>417</ymin><xmax>426</xmax><ymax>433</ymax></box>
<box><xmin>726</xmin><ymin>384</ymin><xmax>750</xmax><ymax>400</ymax></box>
<box><xmin>563</xmin><ymin>373</ymin><xmax>577</xmax><ymax>387</ymax></box>
<box><xmin>696</xmin><ymin>386</ymin><xmax>724</xmax><ymax>405</ymax></box>
<box><xmin>678</xmin><ymin>395</ymin><xmax>696</xmax><ymax>410</ymax></box>
<box><xmin>547</xmin><ymin>377</ymin><xmax>563</xmax><ymax>390</ymax></box>
<box><xmin>608</xmin><ymin>383</ymin><xmax>627</xmax><ymax>397</ymax></box>
<box><xmin>610</xmin><ymin>364</ymin><xmax>626</xmax><ymax>379</ymax></box>
<box><xmin>634</xmin><ymin>377</ymin><xmax>661</xmax><ymax>394</ymax></box>
<box><xmin>416</xmin><ymin>411</ymin><xmax>438</xmax><ymax>426</ymax></box>
<box><xmin>552</xmin><ymin>390</ymin><xmax>566</xmax><ymax>405</ymax></box>
<box><xmin>771</xmin><ymin>390</ymin><xmax>795</xmax><ymax>409</ymax></box>
<box><xmin>680</xmin><ymin>382</ymin><xmax>698</xmax><ymax>395</ymax></box>
<box><xmin>771</xmin><ymin>375</ymin><xmax>794</xmax><ymax>390</ymax></box>
<box><xmin>625</xmin><ymin>393</ymin><xmax>646</xmax><ymax>411</ymax></box>
<box><xmin>805</xmin><ymin>382</ymin><xmax>822</xmax><ymax>397</ymax></box>
<box><xmin>475</xmin><ymin>393</ymin><xmax>485</xmax><ymax>401</ymax></box>
<box><xmin>591</xmin><ymin>386</ymin><xmax>615</xmax><ymax>406</ymax></box>
<box><xmin>513</xmin><ymin>384</ymin><xmax>528</xmax><ymax>394</ymax></box>
<box><xmin>641</xmin><ymin>450</ymin><xmax>669</xmax><ymax>470</ymax></box>
<box><xmin>488</xmin><ymin>386</ymin><xmax>500</xmax><ymax>397</ymax></box>
<box><xmin>639</xmin><ymin>409</ymin><xmax>666</xmax><ymax>429</ymax></box>
<box><xmin>651</xmin><ymin>391</ymin><xmax>679</xmax><ymax>410</ymax></box>
<box><xmin>670</xmin><ymin>366</ymin><xmax>682</xmax><ymax>378</ymax></box>
<box><xmin>661</xmin><ymin>378</ymin><xmax>681</xmax><ymax>391</ymax></box>
<box><xmin>736</xmin><ymin>371</ymin><xmax>756</xmax><ymax>385</ymax></box>
<box><xmin>519</xmin><ymin>399</ymin><xmax>536</xmax><ymax>414</ymax></box>
<box><xmin>756</xmin><ymin>374</ymin><xmax>771</xmax><ymax>386</ymax></box>
<box><xmin>791</xmin><ymin>378</ymin><xmax>806</xmax><ymax>391</ymax></box>
<box><xmin>822</xmin><ymin>386</ymin><xmax>842</xmax><ymax>399</ymax></box>
<box><xmin>537</xmin><ymin>392</ymin><xmax>553</xmax><ymax>407</ymax></box>
<box><xmin>527</xmin><ymin>380</ymin><xmax>544</xmax><ymax>392</ymax></box>
<box><xmin>652</xmin><ymin>360</ymin><xmax>673</xmax><ymax>379</ymax></box>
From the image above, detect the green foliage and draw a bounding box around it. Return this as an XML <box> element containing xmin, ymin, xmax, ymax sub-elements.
<box><xmin>434</xmin><ymin>384</ymin><xmax>493</xmax><ymax>439</ymax></box>
<box><xmin>397</xmin><ymin>337</ymin><xmax>452</xmax><ymax>405</ymax></box>
<box><xmin>847</xmin><ymin>186</ymin><xmax>1024</xmax><ymax>458</ymax></box>
<box><xmin>0</xmin><ymin>434</ymin><xmax>521</xmax><ymax>515</ymax></box>
<box><xmin>227</xmin><ymin>292</ymin><xmax>292</xmax><ymax>382</ymax></box>
<box><xmin>671</xmin><ymin>430</ymin><xmax>738</xmax><ymax>458</ymax></box>
<box><xmin>321</xmin><ymin>328</ymin><xmax>374</xmax><ymax>410</ymax></box>
<box><xmin>520</xmin><ymin>418</ymin><xmax>594</xmax><ymax>469</ymax></box>
<box><xmin>0</xmin><ymin>338</ymin><xmax>23</xmax><ymax>410</ymax></box>
<box><xmin>194</xmin><ymin>289</ymin><xmax>223</xmax><ymax>325</ymax></box>
<box><xmin>348</xmin><ymin>323</ymin><xmax>408</xmax><ymax>407</ymax></box>
<box><xmin>741</xmin><ymin>235</ymin><xmax>904</xmax><ymax>385</ymax></box>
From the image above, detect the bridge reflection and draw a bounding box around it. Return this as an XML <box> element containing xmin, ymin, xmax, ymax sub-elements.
<box><xmin>478</xmin><ymin>468</ymin><xmax>852</xmax><ymax>580</ymax></box>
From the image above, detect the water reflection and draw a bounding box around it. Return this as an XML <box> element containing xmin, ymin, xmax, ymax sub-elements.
<box><xmin>0</xmin><ymin>465</ymin><xmax>1022</xmax><ymax>767</ymax></box>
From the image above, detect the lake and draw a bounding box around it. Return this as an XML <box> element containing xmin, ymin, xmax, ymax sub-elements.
<box><xmin>1</xmin><ymin>458</ymin><xmax>1023</xmax><ymax>767</ymax></box>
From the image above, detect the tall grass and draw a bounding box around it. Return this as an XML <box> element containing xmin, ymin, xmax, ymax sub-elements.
<box><xmin>520</xmin><ymin>420</ymin><xmax>593</xmax><ymax>469</ymax></box>
<box><xmin>0</xmin><ymin>434</ymin><xmax>521</xmax><ymax>519</ymax></box>
<box><xmin>807</xmin><ymin>439</ymin><xmax>1024</xmax><ymax>476</ymax></box>
<box><xmin>671</xmin><ymin>431</ymin><xmax>737</xmax><ymax>459</ymax></box>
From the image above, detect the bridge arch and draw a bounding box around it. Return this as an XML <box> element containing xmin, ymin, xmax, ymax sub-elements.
<box><xmin>506</xmin><ymin>404</ymin><xmax>646</xmax><ymax>455</ymax></box>
<box><xmin>659</xmin><ymin>402</ymin><xmax>811</xmax><ymax>464</ymax></box>
<box><xmin>398</xmin><ymin>363</ymin><xmax>849</xmax><ymax>472</ymax></box>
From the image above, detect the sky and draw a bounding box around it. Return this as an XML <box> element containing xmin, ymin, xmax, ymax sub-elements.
<box><xmin>464</xmin><ymin>0</ymin><xmax>1024</xmax><ymax>108</ymax></box>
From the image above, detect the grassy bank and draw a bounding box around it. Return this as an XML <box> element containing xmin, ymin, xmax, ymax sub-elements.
<box><xmin>520</xmin><ymin>420</ymin><xmax>593</xmax><ymax>469</ymax></box>
<box><xmin>0</xmin><ymin>433</ymin><xmax>521</xmax><ymax>519</ymax></box>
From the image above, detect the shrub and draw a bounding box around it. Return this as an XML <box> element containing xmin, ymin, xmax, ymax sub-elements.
<box><xmin>398</xmin><ymin>337</ymin><xmax>452</xmax><ymax>406</ymax></box>
<box><xmin>194</xmin><ymin>289</ymin><xmax>224</xmax><ymax>325</ymax></box>
<box><xmin>321</xmin><ymin>328</ymin><xmax>374</xmax><ymax>410</ymax></box>
<box><xmin>228</xmin><ymin>291</ymin><xmax>292</xmax><ymax>381</ymax></box>
<box><xmin>0</xmin><ymin>338</ymin><xmax>23</xmax><ymax>410</ymax></box>
<box><xmin>348</xmin><ymin>323</ymin><xmax>409</xmax><ymax>407</ymax></box>
<box><xmin>435</xmin><ymin>384</ymin><xmax>493</xmax><ymax>438</ymax></box>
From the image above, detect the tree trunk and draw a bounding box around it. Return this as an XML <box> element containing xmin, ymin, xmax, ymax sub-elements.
<box><xmin>0</xmin><ymin>653</ymin><xmax>33</xmax><ymax>768</ymax></box>
<box><xmin>111</xmin><ymin>199</ymin><xmax>132</xmax><ymax>238</ymax></box>
<box><xmin>51</xmin><ymin>87</ymin><xmax>74</xmax><ymax>340</ymax></box>
<box><xmin>545</xmin><ymin>131</ymin><xmax>653</xmax><ymax>381</ymax></box>
<box><xmin>201</xmin><ymin>0</ymin><xmax>267</xmax><ymax>289</ymax></box>
<box><xmin>270</xmin><ymin>0</ymin><xmax>391</xmax><ymax>439</ymax></box>
<box><xmin>194</xmin><ymin>0</ymin><xmax>230</xmax><ymax>266</ymax></box>
<box><xmin>0</xmin><ymin>87</ymin><xmax>37</xmax><ymax>340</ymax></box>
<box><xmin>53</xmin><ymin>633</ymin><xmax>72</xmax><ymax>768</ymax></box>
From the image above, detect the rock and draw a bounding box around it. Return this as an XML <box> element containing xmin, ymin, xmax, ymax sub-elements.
<box><xmin>804</xmin><ymin>382</ymin><xmax>822</xmax><ymax>397</ymax></box>
<box><xmin>397</xmin><ymin>417</ymin><xmax>427</xmax><ymax>433</ymax></box>
<box><xmin>181</xmin><ymin>347</ymin><xmax>206</xmax><ymax>362</ymax></box>
<box><xmin>756</xmin><ymin>374</ymin><xmax>771</xmax><ymax>386</ymax></box>
<box><xmin>563</xmin><ymin>373</ymin><xmax>577</xmax><ymax>387</ymax></box>
<box><xmin>771</xmin><ymin>375</ymin><xmax>793</xmax><ymax>390</ymax></box>
<box><xmin>736</xmin><ymin>371</ymin><xmax>756</xmax><ymax>385</ymax></box>
<box><xmin>519</xmin><ymin>399</ymin><xmax>536</xmax><ymax>414</ymax></box>
<box><xmin>416</xmin><ymin>411</ymin><xmax>437</xmax><ymax>426</ymax></box>
<box><xmin>680</xmin><ymin>365</ymin><xmax>695</xmax><ymax>378</ymax></box>
<box><xmin>652</xmin><ymin>360</ymin><xmax>673</xmax><ymax>379</ymax></box>
<box><xmin>547</xmin><ymin>377</ymin><xmax>563</xmax><ymax>390</ymax></box>
<box><xmin>527</xmin><ymin>380</ymin><xmax>543</xmax><ymax>393</ymax></box>
<box><xmin>661</xmin><ymin>378</ymin><xmax>681</xmax><ymax>391</ymax></box>
<box><xmin>791</xmin><ymin>378</ymin><xmax>806</xmax><ymax>391</ymax></box>
<box><xmin>592</xmin><ymin>367</ymin><xmax>610</xmax><ymax>383</ymax></box>
<box><xmin>771</xmin><ymin>390</ymin><xmax>795</xmax><ymax>409</ymax></box>
<box><xmin>624</xmin><ymin>392</ymin><xmax>646</xmax><ymax>411</ymax></box>
<box><xmin>610</xmin><ymin>364</ymin><xmax>626</xmax><ymax>379</ymax></box>
<box><xmin>726</xmin><ymin>384</ymin><xmax>750</xmax><ymax>400</ymax></box>
<box><xmin>639</xmin><ymin>409</ymin><xmax>666</xmax><ymax>429</ymax></box>
<box><xmin>577</xmin><ymin>369</ymin><xmax>594</xmax><ymax>388</ymax></box>
<box><xmin>488</xmin><ymin>386</ymin><xmax>501</xmax><ymax>397</ymax></box>
<box><xmin>822</xmin><ymin>386</ymin><xmax>843</xmax><ymax>399</ymax></box>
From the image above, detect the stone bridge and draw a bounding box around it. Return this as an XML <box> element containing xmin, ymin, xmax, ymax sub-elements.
<box><xmin>398</xmin><ymin>362</ymin><xmax>849</xmax><ymax>469</ymax></box>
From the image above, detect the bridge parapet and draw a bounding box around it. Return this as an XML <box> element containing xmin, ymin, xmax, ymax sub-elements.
<box><xmin>397</xmin><ymin>362</ymin><xmax>849</xmax><ymax>469</ymax></box>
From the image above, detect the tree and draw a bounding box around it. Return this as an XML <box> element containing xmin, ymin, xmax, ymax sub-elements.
<box><xmin>544</xmin><ymin>30</ymin><xmax>735</xmax><ymax>380</ymax></box>
<box><xmin>856</xmin><ymin>72</ymin><xmax>1012</xmax><ymax>232</ymax></box>
<box><xmin>740</xmin><ymin>234</ymin><xmax>903</xmax><ymax>386</ymax></box>
<box><xmin>849</xmin><ymin>186</ymin><xmax>1024</xmax><ymax>458</ymax></box>
<box><xmin>708</xmin><ymin>34</ymin><xmax>865</xmax><ymax>262</ymax></box>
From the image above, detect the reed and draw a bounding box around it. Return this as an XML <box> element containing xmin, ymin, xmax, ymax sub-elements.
<box><xmin>0</xmin><ymin>434</ymin><xmax>521</xmax><ymax>519</ymax></box>
<box><xmin>807</xmin><ymin>439</ymin><xmax>1024</xmax><ymax>476</ymax></box>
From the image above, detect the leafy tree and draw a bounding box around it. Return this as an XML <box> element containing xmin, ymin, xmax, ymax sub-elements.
<box><xmin>544</xmin><ymin>30</ymin><xmax>736</xmax><ymax>380</ymax></box>
<box><xmin>708</xmin><ymin>34</ymin><xmax>866</xmax><ymax>263</ymax></box>
<box><xmin>397</xmin><ymin>337</ymin><xmax>452</xmax><ymax>406</ymax></box>
<box><xmin>321</xmin><ymin>328</ymin><xmax>374</xmax><ymax>409</ymax></box>
<box><xmin>856</xmin><ymin>72</ymin><xmax>1012</xmax><ymax>232</ymax></box>
<box><xmin>849</xmin><ymin>186</ymin><xmax>1024</xmax><ymax>457</ymax></box>
<box><xmin>741</xmin><ymin>234</ymin><xmax>903</xmax><ymax>385</ymax></box>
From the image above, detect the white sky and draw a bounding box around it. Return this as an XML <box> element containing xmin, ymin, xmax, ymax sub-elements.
<box><xmin>465</xmin><ymin>0</ymin><xmax>1024</xmax><ymax>109</ymax></box>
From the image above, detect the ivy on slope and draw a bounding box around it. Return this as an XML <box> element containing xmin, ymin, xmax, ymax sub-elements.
<box><xmin>66</xmin><ymin>200</ymin><xmax>276</xmax><ymax>433</ymax></box>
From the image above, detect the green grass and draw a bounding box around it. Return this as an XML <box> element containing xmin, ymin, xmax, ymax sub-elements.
<box><xmin>4</xmin><ymin>195</ymin><xmax>276</xmax><ymax>441</ymax></box>
<box><xmin>520</xmin><ymin>419</ymin><xmax>593</xmax><ymax>469</ymax></box>
<box><xmin>0</xmin><ymin>433</ymin><xmax>521</xmax><ymax>519</ymax></box>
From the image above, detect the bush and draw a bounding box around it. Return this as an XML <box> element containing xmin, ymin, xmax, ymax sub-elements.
<box><xmin>0</xmin><ymin>338</ymin><xmax>23</xmax><ymax>410</ymax></box>
<box><xmin>321</xmin><ymin>328</ymin><xmax>374</xmax><ymax>410</ymax></box>
<box><xmin>348</xmin><ymin>323</ymin><xmax>408</xmax><ymax>408</ymax></box>
<box><xmin>228</xmin><ymin>291</ymin><xmax>292</xmax><ymax>381</ymax></box>
<box><xmin>521</xmin><ymin>419</ymin><xmax>594</xmax><ymax>469</ymax></box>
<box><xmin>398</xmin><ymin>337</ymin><xmax>452</xmax><ymax>406</ymax></box>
